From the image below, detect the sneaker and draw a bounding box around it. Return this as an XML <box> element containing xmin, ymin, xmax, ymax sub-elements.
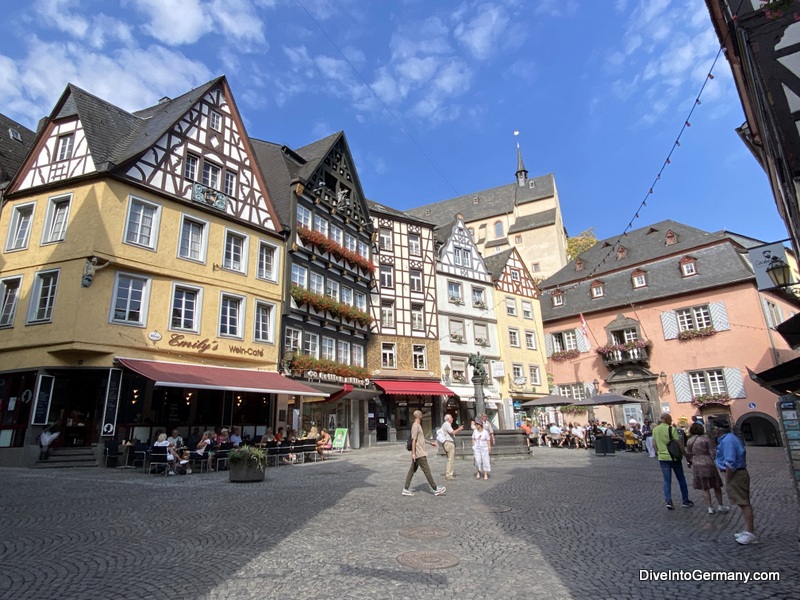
<box><xmin>167</xmin><ymin>471</ymin><xmax>176</xmax><ymax>476</ymax></box>
<box><xmin>717</xmin><ymin>505</ymin><xmax>731</xmax><ymax>512</ymax></box>
<box><xmin>666</xmin><ymin>501</ymin><xmax>674</xmax><ymax>510</ymax></box>
<box><xmin>707</xmin><ymin>507</ymin><xmax>715</xmax><ymax>514</ymax></box>
<box><xmin>186</xmin><ymin>468</ymin><xmax>192</xmax><ymax>474</ymax></box>
<box><xmin>433</xmin><ymin>486</ymin><xmax>446</xmax><ymax>496</ymax></box>
<box><xmin>682</xmin><ymin>500</ymin><xmax>694</xmax><ymax>508</ymax></box>
<box><xmin>735</xmin><ymin>531</ymin><xmax>758</xmax><ymax>545</ymax></box>
<box><xmin>445</xmin><ymin>476</ymin><xmax>455</xmax><ymax>481</ymax></box>
<box><xmin>179</xmin><ymin>459</ymin><xmax>189</xmax><ymax>465</ymax></box>
<box><xmin>401</xmin><ymin>488</ymin><xmax>414</xmax><ymax>496</ymax></box>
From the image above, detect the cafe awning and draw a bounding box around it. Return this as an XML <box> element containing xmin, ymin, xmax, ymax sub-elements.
<box><xmin>373</xmin><ymin>380</ymin><xmax>456</xmax><ymax>396</ymax></box>
<box><xmin>116</xmin><ymin>357</ymin><xmax>326</xmax><ymax>397</ymax></box>
<box><xmin>776</xmin><ymin>313</ymin><xmax>800</xmax><ymax>350</ymax></box>
<box><xmin>748</xmin><ymin>357</ymin><xmax>800</xmax><ymax>395</ymax></box>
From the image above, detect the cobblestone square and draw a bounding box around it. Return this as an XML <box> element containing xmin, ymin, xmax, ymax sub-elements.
<box><xmin>1</xmin><ymin>446</ymin><xmax>797</xmax><ymax>599</ymax></box>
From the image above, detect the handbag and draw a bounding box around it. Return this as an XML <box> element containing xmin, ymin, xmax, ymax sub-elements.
<box><xmin>667</xmin><ymin>426</ymin><xmax>683</xmax><ymax>462</ymax></box>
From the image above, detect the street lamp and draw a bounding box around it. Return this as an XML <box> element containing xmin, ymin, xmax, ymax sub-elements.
<box><xmin>443</xmin><ymin>364</ymin><xmax>451</xmax><ymax>383</ymax></box>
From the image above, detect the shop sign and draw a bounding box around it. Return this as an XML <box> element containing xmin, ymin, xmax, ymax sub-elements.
<box><xmin>306</xmin><ymin>370</ymin><xmax>370</xmax><ymax>387</ymax></box>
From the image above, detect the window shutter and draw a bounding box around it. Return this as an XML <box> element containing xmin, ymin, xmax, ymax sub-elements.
<box><xmin>552</xmin><ymin>384</ymin><xmax>560</xmax><ymax>396</ymax></box>
<box><xmin>672</xmin><ymin>372</ymin><xmax>692</xmax><ymax>403</ymax></box>
<box><xmin>545</xmin><ymin>333</ymin><xmax>553</xmax><ymax>357</ymax></box>
<box><xmin>723</xmin><ymin>367</ymin><xmax>746</xmax><ymax>399</ymax></box>
<box><xmin>575</xmin><ymin>328</ymin><xmax>590</xmax><ymax>352</ymax></box>
<box><xmin>660</xmin><ymin>311</ymin><xmax>679</xmax><ymax>340</ymax></box>
<box><xmin>583</xmin><ymin>381</ymin><xmax>596</xmax><ymax>398</ymax></box>
<box><xmin>761</xmin><ymin>298</ymin><xmax>774</xmax><ymax>328</ymax></box>
<box><xmin>709</xmin><ymin>301</ymin><xmax>730</xmax><ymax>332</ymax></box>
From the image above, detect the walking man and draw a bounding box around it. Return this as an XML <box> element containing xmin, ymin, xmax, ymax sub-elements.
<box><xmin>403</xmin><ymin>410</ymin><xmax>446</xmax><ymax>496</ymax></box>
<box><xmin>441</xmin><ymin>414</ymin><xmax>463</xmax><ymax>480</ymax></box>
<box><xmin>714</xmin><ymin>419</ymin><xmax>757</xmax><ymax>545</ymax></box>
<box><xmin>652</xmin><ymin>412</ymin><xmax>693</xmax><ymax>510</ymax></box>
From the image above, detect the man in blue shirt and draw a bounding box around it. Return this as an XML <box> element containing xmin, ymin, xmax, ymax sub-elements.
<box><xmin>714</xmin><ymin>419</ymin><xmax>756</xmax><ymax>545</ymax></box>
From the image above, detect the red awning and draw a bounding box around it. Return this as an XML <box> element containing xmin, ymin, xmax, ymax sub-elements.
<box><xmin>373</xmin><ymin>380</ymin><xmax>455</xmax><ymax>396</ymax></box>
<box><xmin>116</xmin><ymin>358</ymin><xmax>327</xmax><ymax>397</ymax></box>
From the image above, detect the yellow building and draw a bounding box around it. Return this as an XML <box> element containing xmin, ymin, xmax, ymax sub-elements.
<box><xmin>0</xmin><ymin>77</ymin><xmax>320</xmax><ymax>465</ymax></box>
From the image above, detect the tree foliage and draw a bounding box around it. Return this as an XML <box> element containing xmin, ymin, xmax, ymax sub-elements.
<box><xmin>567</xmin><ymin>228</ymin><xmax>598</xmax><ymax>261</ymax></box>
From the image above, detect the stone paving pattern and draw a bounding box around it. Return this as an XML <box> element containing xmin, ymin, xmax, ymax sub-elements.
<box><xmin>0</xmin><ymin>446</ymin><xmax>797</xmax><ymax>599</ymax></box>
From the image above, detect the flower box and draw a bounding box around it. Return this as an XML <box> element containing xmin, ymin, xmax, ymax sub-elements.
<box><xmin>449</xmin><ymin>296</ymin><xmax>464</xmax><ymax>305</ymax></box>
<box><xmin>475</xmin><ymin>337</ymin><xmax>488</xmax><ymax>346</ymax></box>
<box><xmin>450</xmin><ymin>334</ymin><xmax>465</xmax><ymax>343</ymax></box>
<box><xmin>473</xmin><ymin>301</ymin><xmax>487</xmax><ymax>309</ymax></box>
<box><xmin>678</xmin><ymin>327</ymin><xmax>717</xmax><ymax>340</ymax></box>
<box><xmin>296</xmin><ymin>226</ymin><xmax>375</xmax><ymax>273</ymax></box>
<box><xmin>691</xmin><ymin>394</ymin><xmax>732</xmax><ymax>408</ymax></box>
<box><xmin>551</xmin><ymin>349</ymin><xmax>580</xmax><ymax>362</ymax></box>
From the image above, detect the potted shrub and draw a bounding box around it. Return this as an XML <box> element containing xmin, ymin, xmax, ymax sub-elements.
<box><xmin>228</xmin><ymin>446</ymin><xmax>267</xmax><ymax>483</ymax></box>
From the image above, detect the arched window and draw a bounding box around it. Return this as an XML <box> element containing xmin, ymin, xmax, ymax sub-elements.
<box><xmin>494</xmin><ymin>221</ymin><xmax>503</xmax><ymax>238</ymax></box>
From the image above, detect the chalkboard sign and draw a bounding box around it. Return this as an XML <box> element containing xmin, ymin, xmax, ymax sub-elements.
<box><xmin>32</xmin><ymin>374</ymin><xmax>54</xmax><ymax>425</ymax></box>
<box><xmin>101</xmin><ymin>369</ymin><xmax>122</xmax><ymax>437</ymax></box>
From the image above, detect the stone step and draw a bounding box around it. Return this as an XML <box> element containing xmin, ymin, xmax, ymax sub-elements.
<box><xmin>33</xmin><ymin>447</ymin><xmax>98</xmax><ymax>468</ymax></box>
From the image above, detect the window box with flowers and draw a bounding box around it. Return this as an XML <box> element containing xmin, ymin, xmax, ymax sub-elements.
<box><xmin>450</xmin><ymin>333</ymin><xmax>465</xmax><ymax>343</ymax></box>
<box><xmin>296</xmin><ymin>226</ymin><xmax>375</xmax><ymax>273</ymax></box>
<box><xmin>453</xmin><ymin>373</ymin><xmax>466</xmax><ymax>383</ymax></box>
<box><xmin>449</xmin><ymin>296</ymin><xmax>464</xmax><ymax>305</ymax></box>
<box><xmin>290</xmin><ymin>286</ymin><xmax>373</xmax><ymax>327</ymax></box>
<box><xmin>678</xmin><ymin>327</ymin><xmax>717</xmax><ymax>341</ymax></box>
<box><xmin>691</xmin><ymin>393</ymin><xmax>732</xmax><ymax>408</ymax></box>
<box><xmin>288</xmin><ymin>353</ymin><xmax>370</xmax><ymax>380</ymax></box>
<box><xmin>551</xmin><ymin>349</ymin><xmax>580</xmax><ymax>362</ymax></box>
<box><xmin>473</xmin><ymin>300</ymin><xmax>487</xmax><ymax>309</ymax></box>
<box><xmin>475</xmin><ymin>337</ymin><xmax>488</xmax><ymax>346</ymax></box>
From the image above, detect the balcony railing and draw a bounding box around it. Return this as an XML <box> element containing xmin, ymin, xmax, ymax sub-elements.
<box><xmin>599</xmin><ymin>346</ymin><xmax>650</xmax><ymax>367</ymax></box>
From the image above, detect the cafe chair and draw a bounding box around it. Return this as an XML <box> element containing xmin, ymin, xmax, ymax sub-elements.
<box><xmin>148</xmin><ymin>446</ymin><xmax>170</xmax><ymax>476</ymax></box>
<box><xmin>103</xmin><ymin>440</ymin><xmax>120</xmax><ymax>468</ymax></box>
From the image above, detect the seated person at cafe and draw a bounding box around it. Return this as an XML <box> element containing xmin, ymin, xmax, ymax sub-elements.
<box><xmin>606</xmin><ymin>424</ymin><xmax>626</xmax><ymax>451</ymax></box>
<box><xmin>186</xmin><ymin>427</ymin><xmax>201</xmax><ymax>451</ymax></box>
<box><xmin>529</xmin><ymin>422</ymin><xmax>540</xmax><ymax>447</ymax></box>
<box><xmin>548</xmin><ymin>423</ymin><xmax>563</xmax><ymax>447</ymax></box>
<box><xmin>216</xmin><ymin>428</ymin><xmax>230</xmax><ymax>445</ymax></box>
<box><xmin>316</xmin><ymin>428</ymin><xmax>332</xmax><ymax>457</ymax></box>
<box><xmin>624</xmin><ymin>426</ymin><xmax>640</xmax><ymax>452</ymax></box>
<box><xmin>190</xmin><ymin>431</ymin><xmax>216</xmax><ymax>472</ymax></box>
<box><xmin>167</xmin><ymin>429</ymin><xmax>184</xmax><ymax>450</ymax></box>
<box><xmin>258</xmin><ymin>428</ymin><xmax>274</xmax><ymax>447</ymax></box>
<box><xmin>274</xmin><ymin>427</ymin><xmax>284</xmax><ymax>442</ymax></box>
<box><xmin>154</xmin><ymin>433</ymin><xmax>177</xmax><ymax>475</ymax></box>
<box><xmin>229</xmin><ymin>426</ymin><xmax>242</xmax><ymax>448</ymax></box>
<box><xmin>306</xmin><ymin>424</ymin><xmax>319</xmax><ymax>441</ymax></box>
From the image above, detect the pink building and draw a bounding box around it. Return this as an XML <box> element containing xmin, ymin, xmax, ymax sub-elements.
<box><xmin>540</xmin><ymin>220</ymin><xmax>798</xmax><ymax>445</ymax></box>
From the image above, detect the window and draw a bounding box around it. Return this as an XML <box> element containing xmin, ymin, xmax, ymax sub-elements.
<box><xmin>257</xmin><ymin>242</ymin><xmax>277</xmax><ymax>281</ymax></box>
<box><xmin>494</xmin><ymin>221</ymin><xmax>503</xmax><ymax>238</ymax></box>
<box><xmin>325</xmin><ymin>279</ymin><xmax>339</xmax><ymax>301</ymax></box>
<box><xmin>341</xmin><ymin>286</ymin><xmax>353</xmax><ymax>306</ymax></box>
<box><xmin>352</xmin><ymin>344</ymin><xmax>365</xmax><ymax>367</ymax></box>
<box><xmin>285</xmin><ymin>327</ymin><xmax>301</xmax><ymax>352</ymax></box>
<box><xmin>522</xmin><ymin>301</ymin><xmax>533</xmax><ymax>319</ymax></box>
<box><xmin>344</xmin><ymin>233</ymin><xmax>357</xmax><ymax>252</ymax></box>
<box><xmin>515</xmin><ymin>235</ymin><xmax>522</xmax><ymax>243</ymax></box>
<box><xmin>0</xmin><ymin>277</ymin><xmax>22</xmax><ymax>327</ymax></box>
<box><xmin>681</xmin><ymin>260</ymin><xmax>697</xmax><ymax>277</ymax></box>
<box><xmin>532</xmin><ymin>262</ymin><xmax>540</xmax><ymax>273</ymax></box>
<box><xmin>322</xmin><ymin>337</ymin><xmax>335</xmax><ymax>361</ymax></box>
<box><xmin>512</xmin><ymin>364</ymin><xmax>524</xmax><ymax>380</ymax></box>
<box><xmin>410</xmin><ymin>269</ymin><xmax>423</xmax><ymax>293</ymax></box>
<box><xmin>355</xmin><ymin>292</ymin><xmax>366</xmax><ymax>312</ymax></box>
<box><xmin>6</xmin><ymin>203</ymin><xmax>34</xmax><ymax>251</ymax></box>
<box><xmin>111</xmin><ymin>273</ymin><xmax>149</xmax><ymax>326</ymax></box>
<box><xmin>451</xmin><ymin>358</ymin><xmax>466</xmax><ymax>382</ymax></box>
<box><xmin>224</xmin><ymin>171</ymin><xmax>237</xmax><ymax>197</ymax></box>
<box><xmin>291</xmin><ymin>264</ymin><xmax>307</xmax><ymax>289</ymax></box>
<box><xmin>611</xmin><ymin>328</ymin><xmax>638</xmax><ymax>344</ymax></box>
<box><xmin>552</xmin><ymin>292</ymin><xmax>564</xmax><ymax>307</ymax></box>
<box><xmin>297</xmin><ymin>205</ymin><xmax>311</xmax><ymax>228</ymax></box>
<box><xmin>8</xmin><ymin>128</ymin><xmax>21</xmax><ymax>142</ymax></box>
<box><xmin>202</xmin><ymin>161</ymin><xmax>221</xmax><ymax>190</ymax></box>
<box><xmin>42</xmin><ymin>195</ymin><xmax>71</xmax><ymax>244</ymax></box>
<box><xmin>328</xmin><ymin>225</ymin><xmax>342</xmax><ymax>246</ymax></box>
<box><xmin>209</xmin><ymin>110</ymin><xmax>222</xmax><ymax>131</ymax></box>
<box><xmin>413</xmin><ymin>345</ymin><xmax>427</xmax><ymax>370</ymax></box>
<box><xmin>254</xmin><ymin>301</ymin><xmax>274</xmax><ymax>343</ymax></box>
<box><xmin>303</xmin><ymin>332</ymin><xmax>319</xmax><ymax>358</ymax></box>
<box><xmin>474</xmin><ymin>322</ymin><xmax>488</xmax><ymax>345</ymax></box>
<box><xmin>56</xmin><ymin>134</ymin><xmax>74</xmax><ymax>161</ymax></box>
<box><xmin>409</xmin><ymin>233</ymin><xmax>421</xmax><ymax>256</ymax></box>
<box><xmin>411</xmin><ymin>304</ymin><xmax>424</xmax><ymax>330</ymax></box>
<box><xmin>472</xmin><ymin>287</ymin><xmax>486</xmax><ymax>307</ymax></box>
<box><xmin>184</xmin><ymin>154</ymin><xmax>198</xmax><ymax>180</ymax></box>
<box><xmin>358</xmin><ymin>241</ymin><xmax>370</xmax><ymax>258</ymax></box>
<box><xmin>453</xmin><ymin>247</ymin><xmax>470</xmax><ymax>267</ymax></box>
<box><xmin>505</xmin><ymin>298</ymin><xmax>517</xmax><ymax>316</ymax></box>
<box><xmin>313</xmin><ymin>215</ymin><xmax>329</xmax><ymax>236</ymax></box>
<box><xmin>529</xmin><ymin>365</ymin><xmax>541</xmax><ymax>386</ymax></box>
<box><xmin>380</xmin><ymin>265</ymin><xmax>393</xmax><ymax>288</ymax></box>
<box><xmin>511</xmin><ymin>269</ymin><xmax>520</xmax><ymax>282</ymax></box>
<box><xmin>219</xmin><ymin>294</ymin><xmax>244</xmax><ymax>338</ymax></box>
<box><xmin>552</xmin><ymin>330</ymin><xmax>577</xmax><ymax>352</ymax></box>
<box><xmin>381</xmin><ymin>343</ymin><xmax>397</xmax><ymax>368</ymax></box>
<box><xmin>525</xmin><ymin>330</ymin><xmax>536</xmax><ymax>350</ymax></box>
<box><xmin>764</xmin><ymin>300</ymin><xmax>782</xmax><ymax>329</ymax></box>
<box><xmin>171</xmin><ymin>285</ymin><xmax>201</xmax><ymax>332</ymax></box>
<box><xmin>178</xmin><ymin>216</ymin><xmax>207</xmax><ymax>262</ymax></box>
<box><xmin>124</xmin><ymin>198</ymin><xmax>160</xmax><ymax>250</ymax></box>
<box><xmin>379</xmin><ymin>228</ymin><xmax>392</xmax><ymax>251</ymax></box>
<box><xmin>223</xmin><ymin>230</ymin><xmax>247</xmax><ymax>273</ymax></box>
<box><xmin>632</xmin><ymin>271</ymin><xmax>647</xmax><ymax>288</ymax></box>
<box><xmin>591</xmin><ymin>283</ymin><xmax>605</xmax><ymax>298</ymax></box>
<box><xmin>448</xmin><ymin>281</ymin><xmax>462</xmax><ymax>303</ymax></box>
<box><xmin>689</xmin><ymin>369</ymin><xmax>727</xmax><ymax>397</ymax></box>
<box><xmin>617</xmin><ymin>246</ymin><xmax>627</xmax><ymax>260</ymax></box>
<box><xmin>381</xmin><ymin>301</ymin><xmax>395</xmax><ymax>328</ymax></box>
<box><xmin>559</xmin><ymin>383</ymin><xmax>586</xmax><ymax>401</ymax></box>
<box><xmin>449</xmin><ymin>318</ymin><xmax>465</xmax><ymax>342</ymax></box>
<box><xmin>28</xmin><ymin>271</ymin><xmax>59</xmax><ymax>323</ymax></box>
<box><xmin>509</xmin><ymin>328</ymin><xmax>520</xmax><ymax>347</ymax></box>
<box><xmin>468</xmin><ymin>228</ymin><xmax>475</xmax><ymax>239</ymax></box>
<box><xmin>337</xmin><ymin>340</ymin><xmax>351</xmax><ymax>364</ymax></box>
<box><xmin>309</xmin><ymin>273</ymin><xmax>324</xmax><ymax>295</ymax></box>
<box><xmin>677</xmin><ymin>305</ymin><xmax>712</xmax><ymax>332</ymax></box>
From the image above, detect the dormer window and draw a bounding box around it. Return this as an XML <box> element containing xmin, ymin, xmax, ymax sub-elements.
<box><xmin>680</xmin><ymin>256</ymin><xmax>697</xmax><ymax>277</ymax></box>
<box><xmin>617</xmin><ymin>246</ymin><xmax>627</xmax><ymax>260</ymax></box>
<box><xmin>576</xmin><ymin>258</ymin><xmax>584</xmax><ymax>271</ymax></box>
<box><xmin>8</xmin><ymin>128</ymin><xmax>22</xmax><ymax>142</ymax></box>
<box><xmin>473</xmin><ymin>197</ymin><xmax>479</xmax><ymax>204</ymax></box>
<box><xmin>632</xmin><ymin>269</ymin><xmax>647</xmax><ymax>288</ymax></box>
<box><xmin>666</xmin><ymin>230</ymin><xmax>678</xmax><ymax>245</ymax></box>
<box><xmin>591</xmin><ymin>281</ymin><xmax>604</xmax><ymax>298</ymax></box>
<box><xmin>552</xmin><ymin>291</ymin><xmax>564</xmax><ymax>307</ymax></box>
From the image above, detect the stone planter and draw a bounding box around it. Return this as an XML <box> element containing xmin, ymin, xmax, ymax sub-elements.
<box><xmin>229</xmin><ymin>461</ymin><xmax>266</xmax><ymax>483</ymax></box>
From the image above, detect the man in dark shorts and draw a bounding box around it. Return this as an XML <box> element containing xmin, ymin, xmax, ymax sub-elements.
<box><xmin>714</xmin><ymin>419</ymin><xmax>756</xmax><ymax>545</ymax></box>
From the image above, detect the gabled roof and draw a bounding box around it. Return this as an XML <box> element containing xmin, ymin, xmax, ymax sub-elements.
<box><xmin>366</xmin><ymin>199</ymin><xmax>436</xmax><ymax>227</ymax></box>
<box><xmin>483</xmin><ymin>248</ymin><xmax>515</xmax><ymax>280</ymax></box>
<box><xmin>406</xmin><ymin>173</ymin><xmax>556</xmax><ymax>225</ymax></box>
<box><xmin>294</xmin><ymin>131</ymin><xmax>340</xmax><ymax>182</ymax></box>
<box><xmin>0</xmin><ymin>114</ymin><xmax>35</xmax><ymax>187</ymax></box>
<box><xmin>434</xmin><ymin>220</ymin><xmax>456</xmax><ymax>245</ymax></box>
<box><xmin>507</xmin><ymin>208</ymin><xmax>557</xmax><ymax>234</ymax></box>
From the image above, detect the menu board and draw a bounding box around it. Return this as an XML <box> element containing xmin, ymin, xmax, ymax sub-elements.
<box><xmin>32</xmin><ymin>375</ymin><xmax>54</xmax><ymax>425</ymax></box>
<box><xmin>778</xmin><ymin>396</ymin><xmax>800</xmax><ymax>495</ymax></box>
<box><xmin>101</xmin><ymin>369</ymin><xmax>122</xmax><ymax>437</ymax></box>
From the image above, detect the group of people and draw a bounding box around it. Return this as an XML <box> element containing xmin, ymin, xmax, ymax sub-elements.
<box><xmin>255</xmin><ymin>425</ymin><xmax>332</xmax><ymax>461</ymax></box>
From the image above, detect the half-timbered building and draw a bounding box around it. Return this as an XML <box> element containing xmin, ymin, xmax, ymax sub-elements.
<box><xmin>365</xmin><ymin>200</ymin><xmax>452</xmax><ymax>442</ymax></box>
<box><xmin>253</xmin><ymin>132</ymin><xmax>376</xmax><ymax>449</ymax></box>
<box><xmin>0</xmin><ymin>77</ymin><xmax>321</xmax><ymax>465</ymax></box>
<box><xmin>435</xmin><ymin>215</ymin><xmax>502</xmax><ymax>427</ymax></box>
<box><xmin>483</xmin><ymin>247</ymin><xmax>547</xmax><ymax>426</ymax></box>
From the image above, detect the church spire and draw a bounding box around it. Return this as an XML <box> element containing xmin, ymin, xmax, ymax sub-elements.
<box><xmin>515</xmin><ymin>142</ymin><xmax>528</xmax><ymax>187</ymax></box>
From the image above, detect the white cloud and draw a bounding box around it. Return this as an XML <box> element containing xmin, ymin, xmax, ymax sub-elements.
<box><xmin>453</xmin><ymin>3</ymin><xmax>511</xmax><ymax>60</ymax></box>
<box><xmin>133</xmin><ymin>0</ymin><xmax>212</xmax><ymax>46</ymax></box>
<box><xmin>209</xmin><ymin>0</ymin><xmax>266</xmax><ymax>46</ymax></box>
<box><xmin>534</xmin><ymin>0</ymin><xmax>579</xmax><ymax>17</ymax></box>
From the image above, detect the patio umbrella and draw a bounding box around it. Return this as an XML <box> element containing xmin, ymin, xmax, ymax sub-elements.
<box><xmin>568</xmin><ymin>393</ymin><xmax>642</xmax><ymax>427</ymax></box>
<box><xmin>520</xmin><ymin>395</ymin><xmax>570</xmax><ymax>408</ymax></box>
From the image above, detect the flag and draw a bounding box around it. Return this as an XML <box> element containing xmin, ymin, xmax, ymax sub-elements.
<box><xmin>579</xmin><ymin>313</ymin><xmax>591</xmax><ymax>349</ymax></box>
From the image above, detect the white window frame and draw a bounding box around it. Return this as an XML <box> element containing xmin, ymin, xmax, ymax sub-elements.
<box><xmin>322</xmin><ymin>336</ymin><xmax>336</xmax><ymax>361</ymax></box>
<box><xmin>41</xmin><ymin>194</ymin><xmax>71</xmax><ymax>244</ymax></box>
<box><xmin>303</xmin><ymin>332</ymin><xmax>319</xmax><ymax>358</ymax></box>
<box><xmin>449</xmin><ymin>318</ymin><xmax>465</xmax><ymax>340</ymax></box>
<box><xmin>410</xmin><ymin>269</ymin><xmax>423</xmax><ymax>293</ymax></box>
<box><xmin>358</xmin><ymin>241</ymin><xmax>369</xmax><ymax>259</ymax></box>
<box><xmin>512</xmin><ymin>363</ymin><xmax>524</xmax><ymax>379</ymax></box>
<box><xmin>313</xmin><ymin>214</ymin><xmax>329</xmax><ymax>236</ymax></box>
<box><xmin>218</xmin><ymin>293</ymin><xmax>245</xmax><ymax>339</ymax></box>
<box><xmin>510</xmin><ymin>269</ymin><xmax>520</xmax><ymax>282</ymax></box>
<box><xmin>632</xmin><ymin>273</ymin><xmax>647</xmax><ymax>288</ymax></box>
<box><xmin>184</xmin><ymin>154</ymin><xmax>198</xmax><ymax>180</ymax></box>
<box><xmin>337</xmin><ymin>340</ymin><xmax>351</xmax><ymax>365</ymax></box>
<box><xmin>344</xmin><ymin>233</ymin><xmax>357</xmax><ymax>252</ymax></box>
<box><xmin>341</xmin><ymin>286</ymin><xmax>353</xmax><ymax>306</ymax></box>
<box><xmin>408</xmin><ymin>233</ymin><xmax>421</xmax><ymax>256</ymax></box>
<box><xmin>413</xmin><ymin>344</ymin><xmax>427</xmax><ymax>370</ymax></box>
<box><xmin>202</xmin><ymin>161</ymin><xmax>221</xmax><ymax>190</ymax></box>
<box><xmin>448</xmin><ymin>281</ymin><xmax>462</xmax><ymax>303</ymax></box>
<box><xmin>677</xmin><ymin>305</ymin><xmax>712</xmax><ymax>332</ymax></box>
<box><xmin>451</xmin><ymin>358</ymin><xmax>466</xmax><ymax>382</ymax></box>
<box><xmin>110</xmin><ymin>272</ymin><xmax>150</xmax><ymax>327</ymax></box>
<box><xmin>505</xmin><ymin>297</ymin><xmax>517</xmax><ymax>316</ymax></box>
<box><xmin>224</xmin><ymin>170</ymin><xmax>237</xmax><ymax>197</ymax></box>
<box><xmin>381</xmin><ymin>342</ymin><xmax>397</xmax><ymax>369</ymax></box>
<box><xmin>27</xmin><ymin>270</ymin><xmax>59</xmax><ymax>324</ymax></box>
<box><xmin>525</xmin><ymin>330</ymin><xmax>536</xmax><ymax>350</ymax></box>
<box><xmin>57</xmin><ymin>133</ymin><xmax>74</xmax><ymax>161</ymax></box>
<box><xmin>0</xmin><ymin>276</ymin><xmax>22</xmax><ymax>328</ymax></box>
<box><xmin>310</xmin><ymin>272</ymin><xmax>325</xmax><ymax>295</ymax></box>
<box><xmin>178</xmin><ymin>214</ymin><xmax>208</xmax><ymax>263</ymax></box>
<box><xmin>552</xmin><ymin>330</ymin><xmax>577</xmax><ymax>352</ymax></box>
<box><xmin>381</xmin><ymin>301</ymin><xmax>395</xmax><ymax>328</ymax></box>
<box><xmin>5</xmin><ymin>202</ymin><xmax>35</xmax><ymax>251</ymax></box>
<box><xmin>529</xmin><ymin>365</ymin><xmax>541</xmax><ymax>386</ymax></box>
<box><xmin>326</xmin><ymin>278</ymin><xmax>340</xmax><ymax>301</ymax></box>
<box><xmin>352</xmin><ymin>344</ymin><xmax>364</xmax><ymax>367</ymax></box>
<box><xmin>689</xmin><ymin>369</ymin><xmax>727</xmax><ymax>397</ymax></box>
<box><xmin>379</xmin><ymin>228</ymin><xmax>393</xmax><ymax>251</ymax></box>
<box><xmin>169</xmin><ymin>283</ymin><xmax>202</xmax><ymax>333</ymax></box>
<box><xmin>253</xmin><ymin>300</ymin><xmax>276</xmax><ymax>343</ymax></box>
<box><xmin>124</xmin><ymin>197</ymin><xmax>161</xmax><ymax>251</ymax></box>
<box><xmin>297</xmin><ymin>205</ymin><xmax>311</xmax><ymax>228</ymax></box>
<box><xmin>285</xmin><ymin>327</ymin><xmax>301</xmax><ymax>353</ymax></box>
<box><xmin>552</xmin><ymin>293</ymin><xmax>564</xmax><ymax>307</ymax></box>
<box><xmin>291</xmin><ymin>264</ymin><xmax>308</xmax><ymax>289</ymax></box>
<box><xmin>474</xmin><ymin>322</ymin><xmax>488</xmax><ymax>344</ymax></box>
<box><xmin>411</xmin><ymin>304</ymin><xmax>424</xmax><ymax>331</ymax></box>
<box><xmin>509</xmin><ymin>327</ymin><xmax>520</xmax><ymax>347</ymax></box>
<box><xmin>330</xmin><ymin>225</ymin><xmax>343</xmax><ymax>246</ymax></box>
<box><xmin>222</xmin><ymin>229</ymin><xmax>248</xmax><ymax>274</ymax></box>
<box><xmin>380</xmin><ymin>265</ymin><xmax>393</xmax><ymax>288</ymax></box>
<box><xmin>355</xmin><ymin>292</ymin><xmax>366</xmax><ymax>312</ymax></box>
<box><xmin>209</xmin><ymin>110</ymin><xmax>222</xmax><ymax>131</ymax></box>
<box><xmin>257</xmin><ymin>241</ymin><xmax>278</xmax><ymax>281</ymax></box>
<box><xmin>522</xmin><ymin>300</ymin><xmax>533</xmax><ymax>319</ymax></box>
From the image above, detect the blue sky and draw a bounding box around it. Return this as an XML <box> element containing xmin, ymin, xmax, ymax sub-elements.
<box><xmin>0</xmin><ymin>0</ymin><xmax>786</xmax><ymax>244</ymax></box>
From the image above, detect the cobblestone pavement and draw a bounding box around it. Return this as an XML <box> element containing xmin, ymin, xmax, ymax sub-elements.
<box><xmin>0</xmin><ymin>446</ymin><xmax>797</xmax><ymax>600</ymax></box>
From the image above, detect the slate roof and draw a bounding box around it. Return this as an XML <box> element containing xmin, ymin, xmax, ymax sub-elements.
<box><xmin>406</xmin><ymin>173</ymin><xmax>556</xmax><ymax>226</ymax></box>
<box><xmin>250</xmin><ymin>138</ymin><xmax>297</xmax><ymax>228</ymax></box>
<box><xmin>434</xmin><ymin>221</ymin><xmax>456</xmax><ymax>245</ymax></box>
<box><xmin>484</xmin><ymin>238</ymin><xmax>510</xmax><ymax>249</ymax></box>
<box><xmin>366</xmin><ymin>199</ymin><xmax>436</xmax><ymax>227</ymax></box>
<box><xmin>483</xmin><ymin>248</ymin><xmax>515</xmax><ymax>280</ymax></box>
<box><xmin>0</xmin><ymin>114</ymin><xmax>34</xmax><ymax>187</ymax></box>
<box><xmin>539</xmin><ymin>220</ymin><xmax>755</xmax><ymax>322</ymax></box>
<box><xmin>507</xmin><ymin>208</ymin><xmax>557</xmax><ymax>234</ymax></box>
